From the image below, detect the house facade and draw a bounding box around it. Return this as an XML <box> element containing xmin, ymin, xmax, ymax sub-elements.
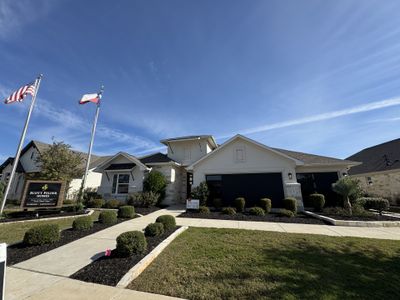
<box><xmin>95</xmin><ymin>134</ymin><xmax>359</xmax><ymax>208</ymax></box>
<box><xmin>0</xmin><ymin>140</ymin><xmax>108</xmax><ymax>201</ymax></box>
<box><xmin>347</xmin><ymin>138</ymin><xmax>400</xmax><ymax>205</ymax></box>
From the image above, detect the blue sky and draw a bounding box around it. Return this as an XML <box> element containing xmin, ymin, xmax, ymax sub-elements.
<box><xmin>1</xmin><ymin>0</ymin><xmax>400</xmax><ymax>161</ymax></box>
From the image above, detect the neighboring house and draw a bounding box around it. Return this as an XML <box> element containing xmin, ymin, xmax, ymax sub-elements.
<box><xmin>0</xmin><ymin>140</ymin><xmax>109</xmax><ymax>201</ymax></box>
<box><xmin>95</xmin><ymin>134</ymin><xmax>359</xmax><ymax>208</ymax></box>
<box><xmin>347</xmin><ymin>138</ymin><xmax>400</xmax><ymax>205</ymax></box>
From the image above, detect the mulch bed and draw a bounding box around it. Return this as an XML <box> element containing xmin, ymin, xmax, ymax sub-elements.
<box><xmin>70</xmin><ymin>227</ymin><xmax>180</xmax><ymax>286</ymax></box>
<box><xmin>135</xmin><ymin>206</ymin><xmax>162</xmax><ymax>215</ymax></box>
<box><xmin>178</xmin><ymin>211</ymin><xmax>326</xmax><ymax>224</ymax></box>
<box><xmin>1</xmin><ymin>210</ymin><xmax>86</xmax><ymax>223</ymax></box>
<box><xmin>319</xmin><ymin>213</ymin><xmax>400</xmax><ymax>221</ymax></box>
<box><xmin>7</xmin><ymin>218</ymin><xmax>131</xmax><ymax>266</ymax></box>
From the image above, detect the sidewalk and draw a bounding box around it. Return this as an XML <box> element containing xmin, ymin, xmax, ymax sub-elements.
<box><xmin>176</xmin><ymin>217</ymin><xmax>400</xmax><ymax>240</ymax></box>
<box><xmin>6</xmin><ymin>267</ymin><xmax>183</xmax><ymax>300</ymax></box>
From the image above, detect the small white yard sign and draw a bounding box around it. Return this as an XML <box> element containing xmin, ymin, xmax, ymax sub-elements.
<box><xmin>186</xmin><ymin>199</ymin><xmax>200</xmax><ymax>210</ymax></box>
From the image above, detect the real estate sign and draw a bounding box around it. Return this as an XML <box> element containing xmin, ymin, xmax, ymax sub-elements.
<box><xmin>21</xmin><ymin>180</ymin><xmax>65</xmax><ymax>208</ymax></box>
<box><xmin>186</xmin><ymin>199</ymin><xmax>200</xmax><ymax>210</ymax></box>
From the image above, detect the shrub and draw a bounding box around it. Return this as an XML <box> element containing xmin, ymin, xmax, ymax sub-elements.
<box><xmin>88</xmin><ymin>198</ymin><xmax>105</xmax><ymax>208</ymax></box>
<box><xmin>234</xmin><ymin>197</ymin><xmax>245</xmax><ymax>212</ymax></box>
<box><xmin>277</xmin><ymin>209</ymin><xmax>294</xmax><ymax>218</ymax></box>
<box><xmin>259</xmin><ymin>198</ymin><xmax>271</xmax><ymax>213</ymax></box>
<box><xmin>72</xmin><ymin>216</ymin><xmax>93</xmax><ymax>230</ymax></box>
<box><xmin>116</xmin><ymin>231</ymin><xmax>147</xmax><ymax>257</ymax></box>
<box><xmin>83</xmin><ymin>189</ymin><xmax>102</xmax><ymax>204</ymax></box>
<box><xmin>105</xmin><ymin>199</ymin><xmax>121</xmax><ymax>209</ymax></box>
<box><xmin>63</xmin><ymin>199</ymin><xmax>74</xmax><ymax>205</ymax></box>
<box><xmin>144</xmin><ymin>222</ymin><xmax>164</xmax><ymax>237</ymax></box>
<box><xmin>118</xmin><ymin>206</ymin><xmax>135</xmax><ymax>219</ymax></box>
<box><xmin>283</xmin><ymin>197</ymin><xmax>297</xmax><ymax>213</ymax></box>
<box><xmin>127</xmin><ymin>191</ymin><xmax>159</xmax><ymax>207</ymax></box>
<box><xmin>213</xmin><ymin>198</ymin><xmax>222</xmax><ymax>209</ymax></box>
<box><xmin>362</xmin><ymin>197</ymin><xmax>390</xmax><ymax>215</ymax></box>
<box><xmin>249</xmin><ymin>207</ymin><xmax>265</xmax><ymax>216</ymax></box>
<box><xmin>199</xmin><ymin>206</ymin><xmax>210</xmax><ymax>214</ymax></box>
<box><xmin>23</xmin><ymin>224</ymin><xmax>60</xmax><ymax>245</ymax></box>
<box><xmin>309</xmin><ymin>194</ymin><xmax>325</xmax><ymax>212</ymax></box>
<box><xmin>143</xmin><ymin>171</ymin><xmax>167</xmax><ymax>202</ymax></box>
<box><xmin>191</xmin><ymin>181</ymin><xmax>209</xmax><ymax>206</ymax></box>
<box><xmin>221</xmin><ymin>207</ymin><xmax>236</xmax><ymax>215</ymax></box>
<box><xmin>156</xmin><ymin>215</ymin><xmax>176</xmax><ymax>231</ymax></box>
<box><xmin>332</xmin><ymin>176</ymin><xmax>361</xmax><ymax>216</ymax></box>
<box><xmin>99</xmin><ymin>210</ymin><xmax>117</xmax><ymax>225</ymax></box>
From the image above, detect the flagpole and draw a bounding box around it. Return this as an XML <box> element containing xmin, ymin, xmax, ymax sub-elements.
<box><xmin>0</xmin><ymin>74</ymin><xmax>43</xmax><ymax>215</ymax></box>
<box><xmin>79</xmin><ymin>86</ymin><xmax>103</xmax><ymax>203</ymax></box>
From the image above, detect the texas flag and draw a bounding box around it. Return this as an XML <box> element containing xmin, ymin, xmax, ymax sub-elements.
<box><xmin>79</xmin><ymin>92</ymin><xmax>101</xmax><ymax>105</ymax></box>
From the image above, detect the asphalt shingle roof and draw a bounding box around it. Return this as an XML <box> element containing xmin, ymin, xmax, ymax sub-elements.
<box><xmin>346</xmin><ymin>138</ymin><xmax>400</xmax><ymax>175</ymax></box>
<box><xmin>139</xmin><ymin>152</ymin><xmax>176</xmax><ymax>164</ymax></box>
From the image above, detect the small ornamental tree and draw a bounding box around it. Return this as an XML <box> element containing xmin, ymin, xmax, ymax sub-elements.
<box><xmin>35</xmin><ymin>140</ymin><xmax>84</xmax><ymax>190</ymax></box>
<box><xmin>332</xmin><ymin>177</ymin><xmax>360</xmax><ymax>216</ymax></box>
<box><xmin>191</xmin><ymin>181</ymin><xmax>209</xmax><ymax>206</ymax></box>
<box><xmin>143</xmin><ymin>171</ymin><xmax>167</xmax><ymax>203</ymax></box>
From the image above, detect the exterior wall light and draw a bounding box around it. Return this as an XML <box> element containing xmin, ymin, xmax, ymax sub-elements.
<box><xmin>288</xmin><ymin>173</ymin><xmax>293</xmax><ymax>180</ymax></box>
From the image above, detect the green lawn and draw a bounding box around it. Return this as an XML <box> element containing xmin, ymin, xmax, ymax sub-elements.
<box><xmin>0</xmin><ymin>211</ymin><xmax>100</xmax><ymax>244</ymax></box>
<box><xmin>128</xmin><ymin>227</ymin><xmax>400</xmax><ymax>300</ymax></box>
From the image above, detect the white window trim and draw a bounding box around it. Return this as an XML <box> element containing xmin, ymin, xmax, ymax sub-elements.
<box><xmin>234</xmin><ymin>146</ymin><xmax>246</xmax><ymax>163</ymax></box>
<box><xmin>111</xmin><ymin>173</ymin><xmax>131</xmax><ymax>195</ymax></box>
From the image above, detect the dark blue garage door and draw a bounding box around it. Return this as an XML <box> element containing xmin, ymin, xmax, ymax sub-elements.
<box><xmin>206</xmin><ymin>173</ymin><xmax>285</xmax><ymax>208</ymax></box>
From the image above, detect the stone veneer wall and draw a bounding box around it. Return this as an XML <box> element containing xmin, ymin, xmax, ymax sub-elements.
<box><xmin>353</xmin><ymin>170</ymin><xmax>400</xmax><ymax>205</ymax></box>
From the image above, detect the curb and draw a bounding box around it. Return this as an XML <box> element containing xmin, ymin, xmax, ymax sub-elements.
<box><xmin>116</xmin><ymin>226</ymin><xmax>189</xmax><ymax>288</ymax></box>
<box><xmin>0</xmin><ymin>209</ymin><xmax>94</xmax><ymax>225</ymax></box>
<box><xmin>304</xmin><ymin>211</ymin><xmax>400</xmax><ymax>227</ymax></box>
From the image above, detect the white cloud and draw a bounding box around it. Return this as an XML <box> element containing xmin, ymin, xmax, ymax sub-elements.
<box><xmin>218</xmin><ymin>97</ymin><xmax>400</xmax><ymax>139</ymax></box>
<box><xmin>368</xmin><ymin>117</ymin><xmax>400</xmax><ymax>123</ymax></box>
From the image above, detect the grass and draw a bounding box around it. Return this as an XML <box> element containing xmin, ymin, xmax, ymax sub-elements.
<box><xmin>0</xmin><ymin>211</ymin><xmax>100</xmax><ymax>244</ymax></box>
<box><xmin>128</xmin><ymin>227</ymin><xmax>400</xmax><ymax>300</ymax></box>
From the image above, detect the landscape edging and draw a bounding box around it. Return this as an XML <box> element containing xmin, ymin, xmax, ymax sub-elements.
<box><xmin>304</xmin><ymin>210</ymin><xmax>400</xmax><ymax>227</ymax></box>
<box><xmin>0</xmin><ymin>209</ymin><xmax>94</xmax><ymax>225</ymax></box>
<box><xmin>116</xmin><ymin>226</ymin><xmax>189</xmax><ymax>288</ymax></box>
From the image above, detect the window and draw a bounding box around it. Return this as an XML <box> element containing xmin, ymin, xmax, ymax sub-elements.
<box><xmin>366</xmin><ymin>176</ymin><xmax>373</xmax><ymax>185</ymax></box>
<box><xmin>112</xmin><ymin>174</ymin><xmax>130</xmax><ymax>194</ymax></box>
<box><xmin>30</xmin><ymin>151</ymin><xmax>35</xmax><ymax>160</ymax></box>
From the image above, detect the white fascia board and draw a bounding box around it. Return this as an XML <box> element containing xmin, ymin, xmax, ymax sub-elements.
<box><xmin>94</xmin><ymin>152</ymin><xmax>150</xmax><ymax>172</ymax></box>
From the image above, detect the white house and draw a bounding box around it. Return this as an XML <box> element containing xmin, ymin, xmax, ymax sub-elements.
<box><xmin>94</xmin><ymin>134</ymin><xmax>360</xmax><ymax>208</ymax></box>
<box><xmin>0</xmin><ymin>140</ymin><xmax>109</xmax><ymax>201</ymax></box>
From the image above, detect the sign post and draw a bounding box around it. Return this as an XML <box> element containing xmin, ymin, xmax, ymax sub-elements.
<box><xmin>0</xmin><ymin>243</ymin><xmax>6</xmax><ymax>300</ymax></box>
<box><xmin>21</xmin><ymin>180</ymin><xmax>65</xmax><ymax>209</ymax></box>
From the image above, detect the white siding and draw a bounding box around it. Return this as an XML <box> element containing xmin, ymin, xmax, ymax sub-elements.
<box><xmin>192</xmin><ymin>138</ymin><xmax>297</xmax><ymax>187</ymax></box>
<box><xmin>67</xmin><ymin>169</ymin><xmax>103</xmax><ymax>200</ymax></box>
<box><xmin>167</xmin><ymin>139</ymin><xmax>210</xmax><ymax>165</ymax></box>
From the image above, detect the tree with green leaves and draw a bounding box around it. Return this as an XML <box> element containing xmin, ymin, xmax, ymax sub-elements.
<box><xmin>143</xmin><ymin>171</ymin><xmax>167</xmax><ymax>203</ymax></box>
<box><xmin>332</xmin><ymin>176</ymin><xmax>361</xmax><ymax>216</ymax></box>
<box><xmin>191</xmin><ymin>181</ymin><xmax>209</xmax><ymax>206</ymax></box>
<box><xmin>35</xmin><ymin>140</ymin><xmax>84</xmax><ymax>188</ymax></box>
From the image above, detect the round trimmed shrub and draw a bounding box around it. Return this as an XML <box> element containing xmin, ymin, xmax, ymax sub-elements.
<box><xmin>88</xmin><ymin>198</ymin><xmax>104</xmax><ymax>208</ymax></box>
<box><xmin>199</xmin><ymin>206</ymin><xmax>210</xmax><ymax>214</ymax></box>
<box><xmin>221</xmin><ymin>207</ymin><xmax>236</xmax><ymax>215</ymax></box>
<box><xmin>249</xmin><ymin>207</ymin><xmax>265</xmax><ymax>216</ymax></box>
<box><xmin>213</xmin><ymin>198</ymin><xmax>222</xmax><ymax>210</ymax></box>
<box><xmin>23</xmin><ymin>224</ymin><xmax>60</xmax><ymax>245</ymax></box>
<box><xmin>283</xmin><ymin>197</ymin><xmax>297</xmax><ymax>213</ymax></box>
<box><xmin>277</xmin><ymin>209</ymin><xmax>294</xmax><ymax>218</ymax></box>
<box><xmin>99</xmin><ymin>210</ymin><xmax>117</xmax><ymax>225</ymax></box>
<box><xmin>309</xmin><ymin>194</ymin><xmax>325</xmax><ymax>212</ymax></box>
<box><xmin>259</xmin><ymin>198</ymin><xmax>271</xmax><ymax>213</ymax></box>
<box><xmin>234</xmin><ymin>197</ymin><xmax>246</xmax><ymax>212</ymax></box>
<box><xmin>362</xmin><ymin>197</ymin><xmax>390</xmax><ymax>215</ymax></box>
<box><xmin>72</xmin><ymin>216</ymin><xmax>93</xmax><ymax>230</ymax></box>
<box><xmin>116</xmin><ymin>231</ymin><xmax>147</xmax><ymax>257</ymax></box>
<box><xmin>156</xmin><ymin>215</ymin><xmax>176</xmax><ymax>231</ymax></box>
<box><xmin>105</xmin><ymin>199</ymin><xmax>121</xmax><ymax>209</ymax></box>
<box><xmin>118</xmin><ymin>205</ymin><xmax>135</xmax><ymax>219</ymax></box>
<box><xmin>144</xmin><ymin>222</ymin><xmax>164</xmax><ymax>237</ymax></box>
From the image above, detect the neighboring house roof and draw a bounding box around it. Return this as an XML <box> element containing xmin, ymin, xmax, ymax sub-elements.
<box><xmin>160</xmin><ymin>135</ymin><xmax>218</xmax><ymax>149</ymax></box>
<box><xmin>139</xmin><ymin>152</ymin><xmax>178</xmax><ymax>165</ymax></box>
<box><xmin>0</xmin><ymin>157</ymin><xmax>25</xmax><ymax>173</ymax></box>
<box><xmin>105</xmin><ymin>163</ymin><xmax>136</xmax><ymax>170</ymax></box>
<box><xmin>94</xmin><ymin>152</ymin><xmax>150</xmax><ymax>172</ymax></box>
<box><xmin>346</xmin><ymin>138</ymin><xmax>400</xmax><ymax>175</ymax></box>
<box><xmin>272</xmin><ymin>148</ymin><xmax>358</xmax><ymax>166</ymax></box>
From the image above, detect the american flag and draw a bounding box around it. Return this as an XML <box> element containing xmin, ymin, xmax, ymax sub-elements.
<box><xmin>4</xmin><ymin>81</ymin><xmax>36</xmax><ymax>104</ymax></box>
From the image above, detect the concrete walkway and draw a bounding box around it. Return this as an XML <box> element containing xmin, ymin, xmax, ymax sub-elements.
<box><xmin>176</xmin><ymin>217</ymin><xmax>400</xmax><ymax>240</ymax></box>
<box><xmin>6</xmin><ymin>207</ymin><xmax>185</xmax><ymax>300</ymax></box>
